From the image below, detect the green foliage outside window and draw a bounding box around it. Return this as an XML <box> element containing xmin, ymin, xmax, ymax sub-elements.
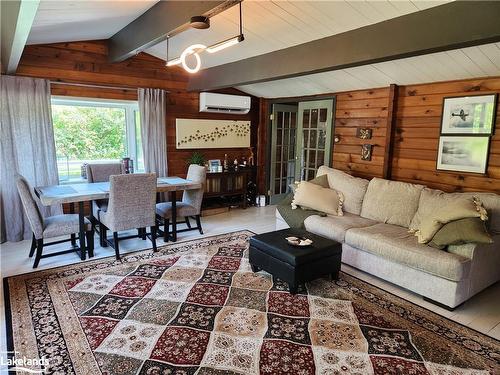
<box><xmin>52</xmin><ymin>105</ymin><xmax>127</xmax><ymax>160</ymax></box>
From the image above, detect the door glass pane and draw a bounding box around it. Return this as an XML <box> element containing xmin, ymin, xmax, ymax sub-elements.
<box><xmin>277</xmin><ymin>112</ymin><xmax>283</xmax><ymax>128</ymax></box>
<box><xmin>276</xmin><ymin>145</ymin><xmax>282</xmax><ymax>160</ymax></box>
<box><xmin>308</xmin><ymin>150</ymin><xmax>316</xmax><ymax>168</ymax></box>
<box><xmin>283</xmin><ymin>146</ymin><xmax>289</xmax><ymax>161</ymax></box>
<box><xmin>275</xmin><ymin>162</ymin><xmax>281</xmax><ymax>178</ymax></box>
<box><xmin>309</xmin><ymin>130</ymin><xmax>317</xmax><ymax>148</ymax></box>
<box><xmin>281</xmin><ymin>179</ymin><xmax>287</xmax><ymax>193</ymax></box>
<box><xmin>319</xmin><ymin>108</ymin><xmax>327</xmax><ymax>123</ymax></box>
<box><xmin>276</xmin><ymin>129</ymin><xmax>282</xmax><ymax>145</ymax></box>
<box><xmin>274</xmin><ymin>179</ymin><xmax>281</xmax><ymax>194</ymax></box>
<box><xmin>303</xmin><ymin>110</ymin><xmax>310</xmax><ymax>128</ymax></box>
<box><xmin>291</xmin><ymin>112</ymin><xmax>297</xmax><ymax>128</ymax></box>
<box><xmin>284</xmin><ymin>112</ymin><xmax>290</xmax><ymax>128</ymax></box>
<box><xmin>310</xmin><ymin>109</ymin><xmax>318</xmax><ymax>128</ymax></box>
<box><xmin>318</xmin><ymin>130</ymin><xmax>326</xmax><ymax>149</ymax></box>
<box><xmin>317</xmin><ymin>150</ymin><xmax>324</xmax><ymax>167</ymax></box>
<box><xmin>308</xmin><ymin>169</ymin><xmax>315</xmax><ymax>180</ymax></box>
<box><xmin>303</xmin><ymin>130</ymin><xmax>309</xmax><ymax>150</ymax></box>
<box><xmin>284</xmin><ymin>128</ymin><xmax>290</xmax><ymax>145</ymax></box>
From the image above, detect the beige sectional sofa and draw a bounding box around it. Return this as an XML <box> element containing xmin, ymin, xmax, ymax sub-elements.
<box><xmin>276</xmin><ymin>166</ymin><xmax>500</xmax><ymax>309</ymax></box>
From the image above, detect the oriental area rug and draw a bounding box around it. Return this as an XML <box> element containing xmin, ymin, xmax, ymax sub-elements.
<box><xmin>4</xmin><ymin>231</ymin><xmax>499</xmax><ymax>374</ymax></box>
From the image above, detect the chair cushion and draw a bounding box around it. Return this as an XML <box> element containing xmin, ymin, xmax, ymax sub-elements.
<box><xmin>249</xmin><ymin>229</ymin><xmax>341</xmax><ymax>266</ymax></box>
<box><xmin>361</xmin><ymin>178</ymin><xmax>424</xmax><ymax>228</ymax></box>
<box><xmin>316</xmin><ymin>166</ymin><xmax>369</xmax><ymax>215</ymax></box>
<box><xmin>344</xmin><ymin>223</ymin><xmax>471</xmax><ymax>281</ymax></box>
<box><xmin>43</xmin><ymin>214</ymin><xmax>92</xmax><ymax>238</ymax></box>
<box><xmin>304</xmin><ymin>213</ymin><xmax>377</xmax><ymax>242</ymax></box>
<box><xmin>156</xmin><ymin>202</ymin><xmax>198</xmax><ymax>218</ymax></box>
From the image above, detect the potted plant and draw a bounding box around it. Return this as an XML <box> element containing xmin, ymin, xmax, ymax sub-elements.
<box><xmin>186</xmin><ymin>151</ymin><xmax>206</xmax><ymax>166</ymax></box>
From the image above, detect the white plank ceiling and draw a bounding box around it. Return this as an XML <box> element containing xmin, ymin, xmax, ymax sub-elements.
<box><xmin>27</xmin><ymin>0</ymin><xmax>158</xmax><ymax>45</ymax></box>
<box><xmin>26</xmin><ymin>0</ymin><xmax>500</xmax><ymax>97</ymax></box>
<box><xmin>236</xmin><ymin>43</ymin><xmax>500</xmax><ymax>98</ymax></box>
<box><xmin>146</xmin><ymin>0</ymin><xmax>450</xmax><ymax>68</ymax></box>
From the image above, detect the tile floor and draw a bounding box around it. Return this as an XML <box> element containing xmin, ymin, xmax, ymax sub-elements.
<box><xmin>1</xmin><ymin>205</ymin><xmax>499</xmax><ymax>362</ymax></box>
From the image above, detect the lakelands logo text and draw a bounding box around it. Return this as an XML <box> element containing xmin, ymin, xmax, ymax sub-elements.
<box><xmin>1</xmin><ymin>351</ymin><xmax>49</xmax><ymax>374</ymax></box>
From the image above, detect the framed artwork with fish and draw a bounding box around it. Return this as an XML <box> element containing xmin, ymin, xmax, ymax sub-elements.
<box><xmin>440</xmin><ymin>94</ymin><xmax>497</xmax><ymax>135</ymax></box>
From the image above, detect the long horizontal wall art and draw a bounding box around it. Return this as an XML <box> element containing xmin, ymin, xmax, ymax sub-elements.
<box><xmin>176</xmin><ymin>118</ymin><xmax>251</xmax><ymax>149</ymax></box>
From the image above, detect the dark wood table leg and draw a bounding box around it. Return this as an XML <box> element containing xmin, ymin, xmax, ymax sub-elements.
<box><xmin>171</xmin><ymin>191</ymin><xmax>177</xmax><ymax>242</ymax></box>
<box><xmin>69</xmin><ymin>202</ymin><xmax>76</xmax><ymax>246</ymax></box>
<box><xmin>78</xmin><ymin>201</ymin><xmax>87</xmax><ymax>260</ymax></box>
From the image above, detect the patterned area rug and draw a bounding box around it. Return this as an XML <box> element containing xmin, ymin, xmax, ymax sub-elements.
<box><xmin>4</xmin><ymin>231</ymin><xmax>499</xmax><ymax>374</ymax></box>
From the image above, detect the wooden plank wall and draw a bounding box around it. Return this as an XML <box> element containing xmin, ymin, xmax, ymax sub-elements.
<box><xmin>14</xmin><ymin>40</ymin><xmax>262</xmax><ymax>180</ymax></box>
<box><xmin>393</xmin><ymin>77</ymin><xmax>500</xmax><ymax>193</ymax></box>
<box><xmin>332</xmin><ymin>87</ymin><xmax>390</xmax><ymax>179</ymax></box>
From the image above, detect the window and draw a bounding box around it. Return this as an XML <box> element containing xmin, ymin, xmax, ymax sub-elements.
<box><xmin>51</xmin><ymin>97</ymin><xmax>143</xmax><ymax>182</ymax></box>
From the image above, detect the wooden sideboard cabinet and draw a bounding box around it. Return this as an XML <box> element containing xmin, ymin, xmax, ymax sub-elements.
<box><xmin>204</xmin><ymin>168</ymin><xmax>256</xmax><ymax>208</ymax></box>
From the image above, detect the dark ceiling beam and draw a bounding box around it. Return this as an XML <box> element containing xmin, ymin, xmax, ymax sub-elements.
<box><xmin>108</xmin><ymin>0</ymin><xmax>238</xmax><ymax>63</ymax></box>
<box><xmin>1</xmin><ymin>0</ymin><xmax>40</xmax><ymax>74</ymax></box>
<box><xmin>188</xmin><ymin>1</ymin><xmax>500</xmax><ymax>91</ymax></box>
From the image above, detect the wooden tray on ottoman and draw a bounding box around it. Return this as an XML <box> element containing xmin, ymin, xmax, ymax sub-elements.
<box><xmin>249</xmin><ymin>228</ymin><xmax>342</xmax><ymax>294</ymax></box>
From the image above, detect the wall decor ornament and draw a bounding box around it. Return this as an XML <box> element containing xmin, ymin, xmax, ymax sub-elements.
<box><xmin>361</xmin><ymin>144</ymin><xmax>373</xmax><ymax>161</ymax></box>
<box><xmin>356</xmin><ymin>128</ymin><xmax>372</xmax><ymax>139</ymax></box>
<box><xmin>440</xmin><ymin>94</ymin><xmax>497</xmax><ymax>135</ymax></box>
<box><xmin>176</xmin><ymin>119</ymin><xmax>251</xmax><ymax>149</ymax></box>
<box><xmin>436</xmin><ymin>136</ymin><xmax>490</xmax><ymax>174</ymax></box>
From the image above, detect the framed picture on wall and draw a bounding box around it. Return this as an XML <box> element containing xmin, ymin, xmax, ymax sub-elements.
<box><xmin>440</xmin><ymin>94</ymin><xmax>497</xmax><ymax>135</ymax></box>
<box><xmin>436</xmin><ymin>136</ymin><xmax>490</xmax><ymax>174</ymax></box>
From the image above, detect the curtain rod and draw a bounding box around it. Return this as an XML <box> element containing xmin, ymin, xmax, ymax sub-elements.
<box><xmin>50</xmin><ymin>81</ymin><xmax>170</xmax><ymax>93</ymax></box>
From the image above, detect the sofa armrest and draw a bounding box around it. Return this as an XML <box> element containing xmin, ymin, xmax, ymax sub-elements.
<box><xmin>448</xmin><ymin>235</ymin><xmax>500</xmax><ymax>295</ymax></box>
<box><xmin>447</xmin><ymin>234</ymin><xmax>499</xmax><ymax>260</ymax></box>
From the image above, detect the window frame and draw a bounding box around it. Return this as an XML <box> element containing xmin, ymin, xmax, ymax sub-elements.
<box><xmin>51</xmin><ymin>96</ymin><xmax>143</xmax><ymax>182</ymax></box>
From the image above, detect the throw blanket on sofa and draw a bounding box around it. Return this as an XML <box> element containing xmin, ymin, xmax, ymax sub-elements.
<box><xmin>277</xmin><ymin>193</ymin><xmax>326</xmax><ymax>228</ymax></box>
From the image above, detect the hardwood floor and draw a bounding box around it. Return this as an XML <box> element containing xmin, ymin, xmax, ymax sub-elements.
<box><xmin>1</xmin><ymin>205</ymin><xmax>499</xmax><ymax>364</ymax></box>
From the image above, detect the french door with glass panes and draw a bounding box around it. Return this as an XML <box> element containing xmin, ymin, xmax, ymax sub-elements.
<box><xmin>269</xmin><ymin>104</ymin><xmax>298</xmax><ymax>204</ymax></box>
<box><xmin>295</xmin><ymin>99</ymin><xmax>334</xmax><ymax>181</ymax></box>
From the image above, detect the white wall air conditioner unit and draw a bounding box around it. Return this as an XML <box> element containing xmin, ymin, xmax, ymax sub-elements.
<box><xmin>199</xmin><ymin>92</ymin><xmax>251</xmax><ymax>114</ymax></box>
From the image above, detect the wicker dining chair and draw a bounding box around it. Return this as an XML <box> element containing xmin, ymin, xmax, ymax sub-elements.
<box><xmin>156</xmin><ymin>164</ymin><xmax>206</xmax><ymax>242</ymax></box>
<box><xmin>16</xmin><ymin>175</ymin><xmax>94</xmax><ymax>268</ymax></box>
<box><xmin>96</xmin><ymin>173</ymin><xmax>157</xmax><ymax>259</ymax></box>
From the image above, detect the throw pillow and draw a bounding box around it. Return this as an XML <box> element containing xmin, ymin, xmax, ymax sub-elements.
<box><xmin>428</xmin><ymin>217</ymin><xmax>493</xmax><ymax>250</ymax></box>
<box><xmin>291</xmin><ymin>181</ymin><xmax>344</xmax><ymax>216</ymax></box>
<box><xmin>316</xmin><ymin>166</ymin><xmax>369</xmax><ymax>215</ymax></box>
<box><xmin>416</xmin><ymin>197</ymin><xmax>488</xmax><ymax>244</ymax></box>
<box><xmin>289</xmin><ymin>174</ymin><xmax>329</xmax><ymax>194</ymax></box>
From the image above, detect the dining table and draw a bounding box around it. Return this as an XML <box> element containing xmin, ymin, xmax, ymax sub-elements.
<box><xmin>34</xmin><ymin>177</ymin><xmax>202</xmax><ymax>260</ymax></box>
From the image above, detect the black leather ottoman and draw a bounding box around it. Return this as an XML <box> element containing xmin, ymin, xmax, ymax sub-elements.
<box><xmin>249</xmin><ymin>228</ymin><xmax>342</xmax><ymax>294</ymax></box>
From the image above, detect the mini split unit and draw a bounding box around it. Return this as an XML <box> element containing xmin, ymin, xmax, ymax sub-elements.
<box><xmin>199</xmin><ymin>92</ymin><xmax>251</xmax><ymax>114</ymax></box>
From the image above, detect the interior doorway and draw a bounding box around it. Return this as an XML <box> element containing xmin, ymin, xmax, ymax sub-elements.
<box><xmin>268</xmin><ymin>98</ymin><xmax>335</xmax><ymax>204</ymax></box>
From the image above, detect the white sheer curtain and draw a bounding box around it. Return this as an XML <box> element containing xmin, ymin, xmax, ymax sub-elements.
<box><xmin>1</xmin><ymin>76</ymin><xmax>61</xmax><ymax>242</ymax></box>
<box><xmin>138</xmin><ymin>88</ymin><xmax>168</xmax><ymax>177</ymax></box>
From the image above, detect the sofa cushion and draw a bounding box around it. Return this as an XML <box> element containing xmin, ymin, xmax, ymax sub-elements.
<box><xmin>304</xmin><ymin>213</ymin><xmax>377</xmax><ymax>242</ymax></box>
<box><xmin>316</xmin><ymin>166</ymin><xmax>369</xmax><ymax>215</ymax></box>
<box><xmin>344</xmin><ymin>223</ymin><xmax>471</xmax><ymax>281</ymax></box>
<box><xmin>360</xmin><ymin>178</ymin><xmax>424</xmax><ymax>227</ymax></box>
<box><xmin>410</xmin><ymin>188</ymin><xmax>500</xmax><ymax>235</ymax></box>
